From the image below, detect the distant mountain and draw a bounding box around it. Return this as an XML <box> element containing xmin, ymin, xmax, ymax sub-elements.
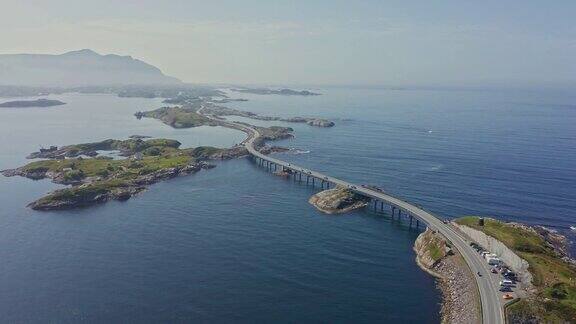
<box><xmin>0</xmin><ymin>49</ymin><xmax>181</xmax><ymax>87</ymax></box>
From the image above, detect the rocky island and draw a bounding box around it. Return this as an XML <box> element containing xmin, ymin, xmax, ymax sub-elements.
<box><xmin>0</xmin><ymin>98</ymin><xmax>66</xmax><ymax>108</ymax></box>
<box><xmin>135</xmin><ymin>106</ymin><xmax>214</xmax><ymax>128</ymax></box>
<box><xmin>230</xmin><ymin>88</ymin><xmax>320</xmax><ymax>96</ymax></box>
<box><xmin>308</xmin><ymin>186</ymin><xmax>370</xmax><ymax>214</ymax></box>
<box><xmin>1</xmin><ymin>137</ymin><xmax>252</xmax><ymax>210</ymax></box>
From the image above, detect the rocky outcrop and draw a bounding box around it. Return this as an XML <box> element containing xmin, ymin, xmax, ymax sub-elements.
<box><xmin>309</xmin><ymin>186</ymin><xmax>369</xmax><ymax>214</ymax></box>
<box><xmin>2</xmin><ymin>167</ymin><xmax>49</xmax><ymax>180</ymax></box>
<box><xmin>28</xmin><ymin>185</ymin><xmax>146</xmax><ymax>211</ymax></box>
<box><xmin>414</xmin><ymin>229</ymin><xmax>481</xmax><ymax>324</ymax></box>
<box><xmin>132</xmin><ymin>162</ymin><xmax>211</xmax><ymax>186</ymax></box>
<box><xmin>306</xmin><ymin>119</ymin><xmax>335</xmax><ymax>127</ymax></box>
<box><xmin>207</xmin><ymin>146</ymin><xmax>249</xmax><ymax>160</ymax></box>
<box><xmin>516</xmin><ymin>224</ymin><xmax>571</xmax><ymax>259</ymax></box>
<box><xmin>258</xmin><ymin>146</ymin><xmax>290</xmax><ymax>155</ymax></box>
<box><xmin>26</xmin><ymin>162</ymin><xmax>213</xmax><ymax>211</ymax></box>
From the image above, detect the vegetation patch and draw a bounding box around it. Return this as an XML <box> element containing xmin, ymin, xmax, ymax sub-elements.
<box><xmin>136</xmin><ymin>107</ymin><xmax>211</xmax><ymax>128</ymax></box>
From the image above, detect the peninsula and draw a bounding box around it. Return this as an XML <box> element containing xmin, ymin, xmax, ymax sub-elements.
<box><xmin>0</xmin><ymin>99</ymin><xmax>66</xmax><ymax>108</ymax></box>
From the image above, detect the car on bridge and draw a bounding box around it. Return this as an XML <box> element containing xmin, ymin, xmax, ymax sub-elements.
<box><xmin>361</xmin><ymin>184</ymin><xmax>384</xmax><ymax>192</ymax></box>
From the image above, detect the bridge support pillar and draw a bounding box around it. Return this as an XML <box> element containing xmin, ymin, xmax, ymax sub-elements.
<box><xmin>380</xmin><ymin>201</ymin><xmax>384</xmax><ymax>211</ymax></box>
<box><xmin>306</xmin><ymin>176</ymin><xmax>310</xmax><ymax>185</ymax></box>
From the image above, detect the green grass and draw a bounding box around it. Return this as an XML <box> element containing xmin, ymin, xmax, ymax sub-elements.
<box><xmin>22</xmin><ymin>150</ymin><xmax>194</xmax><ymax>182</ymax></box>
<box><xmin>456</xmin><ymin>216</ymin><xmax>576</xmax><ymax>322</ymax></box>
<box><xmin>428</xmin><ymin>242</ymin><xmax>444</xmax><ymax>262</ymax></box>
<box><xmin>69</xmin><ymin>138</ymin><xmax>182</xmax><ymax>153</ymax></box>
<box><xmin>142</xmin><ymin>107</ymin><xmax>209</xmax><ymax>128</ymax></box>
<box><xmin>35</xmin><ymin>179</ymin><xmax>130</xmax><ymax>204</ymax></box>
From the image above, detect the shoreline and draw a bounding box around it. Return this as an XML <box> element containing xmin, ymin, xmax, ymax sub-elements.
<box><xmin>414</xmin><ymin>228</ymin><xmax>481</xmax><ymax>324</ymax></box>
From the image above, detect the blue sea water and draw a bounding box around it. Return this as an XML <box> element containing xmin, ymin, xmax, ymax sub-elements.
<box><xmin>0</xmin><ymin>88</ymin><xmax>575</xmax><ymax>323</ymax></box>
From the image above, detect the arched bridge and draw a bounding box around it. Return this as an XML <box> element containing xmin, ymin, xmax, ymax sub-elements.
<box><xmin>198</xmin><ymin>107</ymin><xmax>504</xmax><ymax>324</ymax></box>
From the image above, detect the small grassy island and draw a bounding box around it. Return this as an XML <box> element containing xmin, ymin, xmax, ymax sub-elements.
<box><xmin>0</xmin><ymin>98</ymin><xmax>66</xmax><ymax>108</ymax></box>
<box><xmin>455</xmin><ymin>217</ymin><xmax>576</xmax><ymax>323</ymax></box>
<box><xmin>230</xmin><ymin>88</ymin><xmax>321</xmax><ymax>96</ymax></box>
<box><xmin>135</xmin><ymin>106</ymin><xmax>214</xmax><ymax>128</ymax></box>
<box><xmin>2</xmin><ymin>138</ymin><xmax>248</xmax><ymax>210</ymax></box>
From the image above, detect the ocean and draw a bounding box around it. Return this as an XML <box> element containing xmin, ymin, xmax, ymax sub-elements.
<box><xmin>0</xmin><ymin>87</ymin><xmax>574</xmax><ymax>322</ymax></box>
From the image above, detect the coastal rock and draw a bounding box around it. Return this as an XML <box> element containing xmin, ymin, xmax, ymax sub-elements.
<box><xmin>26</xmin><ymin>162</ymin><xmax>212</xmax><ymax>211</ymax></box>
<box><xmin>208</xmin><ymin>146</ymin><xmax>249</xmax><ymax>160</ymax></box>
<box><xmin>306</xmin><ymin>119</ymin><xmax>335</xmax><ymax>127</ymax></box>
<box><xmin>258</xmin><ymin>146</ymin><xmax>290</xmax><ymax>155</ymax></box>
<box><xmin>309</xmin><ymin>186</ymin><xmax>369</xmax><ymax>214</ymax></box>
<box><xmin>28</xmin><ymin>185</ymin><xmax>146</xmax><ymax>210</ymax></box>
<box><xmin>2</xmin><ymin>167</ymin><xmax>48</xmax><ymax>180</ymax></box>
<box><xmin>414</xmin><ymin>229</ymin><xmax>480</xmax><ymax>324</ymax></box>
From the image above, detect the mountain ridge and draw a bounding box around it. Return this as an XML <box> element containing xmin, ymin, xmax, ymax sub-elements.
<box><xmin>0</xmin><ymin>49</ymin><xmax>181</xmax><ymax>87</ymax></box>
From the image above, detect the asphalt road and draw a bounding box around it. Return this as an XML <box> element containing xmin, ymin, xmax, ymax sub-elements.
<box><xmin>199</xmin><ymin>107</ymin><xmax>505</xmax><ymax>324</ymax></box>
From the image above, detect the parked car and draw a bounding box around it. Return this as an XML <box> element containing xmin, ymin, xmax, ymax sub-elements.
<box><xmin>504</xmin><ymin>271</ymin><xmax>516</xmax><ymax>278</ymax></box>
<box><xmin>499</xmin><ymin>286</ymin><xmax>513</xmax><ymax>292</ymax></box>
<box><xmin>500</xmin><ymin>279</ymin><xmax>514</xmax><ymax>286</ymax></box>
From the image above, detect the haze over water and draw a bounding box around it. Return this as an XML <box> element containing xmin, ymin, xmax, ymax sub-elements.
<box><xmin>0</xmin><ymin>87</ymin><xmax>575</xmax><ymax>322</ymax></box>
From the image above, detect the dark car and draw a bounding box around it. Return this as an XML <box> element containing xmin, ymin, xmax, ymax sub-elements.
<box><xmin>499</xmin><ymin>286</ymin><xmax>513</xmax><ymax>292</ymax></box>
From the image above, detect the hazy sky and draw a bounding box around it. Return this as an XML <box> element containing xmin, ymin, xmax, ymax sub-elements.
<box><xmin>1</xmin><ymin>0</ymin><xmax>575</xmax><ymax>87</ymax></box>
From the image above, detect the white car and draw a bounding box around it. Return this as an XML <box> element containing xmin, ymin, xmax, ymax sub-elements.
<box><xmin>500</xmin><ymin>279</ymin><xmax>513</xmax><ymax>286</ymax></box>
